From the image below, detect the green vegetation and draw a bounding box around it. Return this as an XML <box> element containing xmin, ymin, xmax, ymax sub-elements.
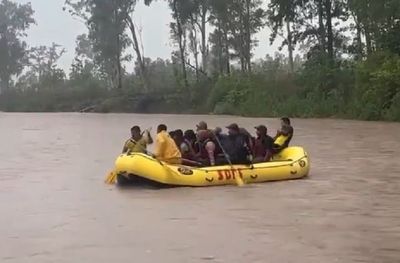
<box><xmin>0</xmin><ymin>0</ymin><xmax>399</xmax><ymax>121</ymax></box>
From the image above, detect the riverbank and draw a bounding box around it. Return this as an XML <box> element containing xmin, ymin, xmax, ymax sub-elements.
<box><xmin>1</xmin><ymin>91</ymin><xmax>399</xmax><ymax>122</ymax></box>
<box><xmin>2</xmin><ymin>52</ymin><xmax>400</xmax><ymax>122</ymax></box>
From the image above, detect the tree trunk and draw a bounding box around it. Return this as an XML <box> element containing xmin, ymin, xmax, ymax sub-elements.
<box><xmin>223</xmin><ymin>28</ymin><xmax>230</xmax><ymax>75</ymax></box>
<box><xmin>190</xmin><ymin>22</ymin><xmax>200</xmax><ymax>82</ymax></box>
<box><xmin>217</xmin><ymin>25</ymin><xmax>224</xmax><ymax>75</ymax></box>
<box><xmin>325</xmin><ymin>0</ymin><xmax>334</xmax><ymax>65</ymax></box>
<box><xmin>116</xmin><ymin>48</ymin><xmax>122</xmax><ymax>89</ymax></box>
<box><xmin>238</xmin><ymin>6</ymin><xmax>246</xmax><ymax>72</ymax></box>
<box><xmin>114</xmin><ymin>6</ymin><xmax>122</xmax><ymax>89</ymax></box>
<box><xmin>173</xmin><ymin>0</ymin><xmax>188</xmax><ymax>89</ymax></box>
<box><xmin>116</xmin><ymin>30</ymin><xmax>122</xmax><ymax>89</ymax></box>
<box><xmin>126</xmin><ymin>16</ymin><xmax>148</xmax><ymax>91</ymax></box>
<box><xmin>0</xmin><ymin>76</ymin><xmax>10</xmax><ymax>94</ymax></box>
<box><xmin>317</xmin><ymin>0</ymin><xmax>326</xmax><ymax>52</ymax></box>
<box><xmin>286</xmin><ymin>20</ymin><xmax>294</xmax><ymax>73</ymax></box>
<box><xmin>245</xmin><ymin>0</ymin><xmax>252</xmax><ymax>73</ymax></box>
<box><xmin>354</xmin><ymin>15</ymin><xmax>363</xmax><ymax>60</ymax></box>
<box><xmin>365</xmin><ymin>26</ymin><xmax>373</xmax><ymax>56</ymax></box>
<box><xmin>200</xmin><ymin>3</ymin><xmax>208</xmax><ymax>73</ymax></box>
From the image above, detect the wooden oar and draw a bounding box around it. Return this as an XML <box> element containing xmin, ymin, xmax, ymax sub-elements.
<box><xmin>105</xmin><ymin>170</ymin><xmax>117</xmax><ymax>184</ymax></box>
<box><xmin>213</xmin><ymin>135</ymin><xmax>245</xmax><ymax>186</ymax></box>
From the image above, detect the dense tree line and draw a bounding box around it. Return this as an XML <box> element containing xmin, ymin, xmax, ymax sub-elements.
<box><xmin>0</xmin><ymin>0</ymin><xmax>399</xmax><ymax>121</ymax></box>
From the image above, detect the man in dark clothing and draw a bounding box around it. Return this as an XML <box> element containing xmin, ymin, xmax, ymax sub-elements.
<box><xmin>253</xmin><ymin>125</ymin><xmax>274</xmax><ymax>163</ymax></box>
<box><xmin>222</xmin><ymin>123</ymin><xmax>252</xmax><ymax>164</ymax></box>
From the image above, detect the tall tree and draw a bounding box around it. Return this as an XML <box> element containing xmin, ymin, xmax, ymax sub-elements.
<box><xmin>17</xmin><ymin>43</ymin><xmax>66</xmax><ymax>91</ymax></box>
<box><xmin>0</xmin><ymin>0</ymin><xmax>35</xmax><ymax>93</ymax></box>
<box><xmin>88</xmin><ymin>0</ymin><xmax>130</xmax><ymax>89</ymax></box>
<box><xmin>65</xmin><ymin>0</ymin><xmax>148</xmax><ymax>90</ymax></box>
<box><xmin>169</xmin><ymin>0</ymin><xmax>190</xmax><ymax>89</ymax></box>
<box><xmin>70</xmin><ymin>34</ymin><xmax>99</xmax><ymax>79</ymax></box>
<box><xmin>121</xmin><ymin>0</ymin><xmax>148</xmax><ymax>90</ymax></box>
<box><xmin>268</xmin><ymin>0</ymin><xmax>300</xmax><ymax>72</ymax></box>
<box><xmin>209</xmin><ymin>0</ymin><xmax>265</xmax><ymax>74</ymax></box>
<box><xmin>209</xmin><ymin>0</ymin><xmax>231</xmax><ymax>75</ymax></box>
<box><xmin>348</xmin><ymin>0</ymin><xmax>400</xmax><ymax>56</ymax></box>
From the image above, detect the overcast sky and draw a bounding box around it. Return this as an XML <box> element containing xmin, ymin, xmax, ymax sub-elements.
<box><xmin>16</xmin><ymin>0</ymin><xmax>281</xmax><ymax>71</ymax></box>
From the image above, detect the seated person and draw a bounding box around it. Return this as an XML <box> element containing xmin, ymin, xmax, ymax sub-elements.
<box><xmin>122</xmin><ymin>126</ymin><xmax>153</xmax><ymax>154</ymax></box>
<box><xmin>154</xmin><ymin>124</ymin><xmax>182</xmax><ymax>164</ymax></box>
<box><xmin>195</xmin><ymin>130</ymin><xmax>217</xmax><ymax>166</ymax></box>
<box><xmin>253</xmin><ymin>125</ymin><xmax>274</xmax><ymax>162</ymax></box>
<box><xmin>223</xmin><ymin>123</ymin><xmax>252</xmax><ymax>165</ymax></box>
<box><xmin>273</xmin><ymin>117</ymin><xmax>294</xmax><ymax>153</ymax></box>
<box><xmin>182</xmin><ymin>129</ymin><xmax>197</xmax><ymax>160</ymax></box>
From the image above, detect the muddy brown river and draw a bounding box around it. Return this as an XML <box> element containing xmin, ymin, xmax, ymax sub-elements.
<box><xmin>1</xmin><ymin>113</ymin><xmax>400</xmax><ymax>263</ymax></box>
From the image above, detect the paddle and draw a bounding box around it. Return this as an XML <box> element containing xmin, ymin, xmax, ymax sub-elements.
<box><xmin>105</xmin><ymin>170</ymin><xmax>117</xmax><ymax>184</ymax></box>
<box><xmin>213</xmin><ymin>134</ymin><xmax>245</xmax><ymax>186</ymax></box>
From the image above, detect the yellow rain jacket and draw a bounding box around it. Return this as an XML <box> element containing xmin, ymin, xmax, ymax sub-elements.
<box><xmin>154</xmin><ymin>131</ymin><xmax>182</xmax><ymax>164</ymax></box>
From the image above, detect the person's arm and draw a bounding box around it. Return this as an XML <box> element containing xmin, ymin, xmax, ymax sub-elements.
<box><xmin>188</xmin><ymin>142</ymin><xmax>196</xmax><ymax>156</ymax></box>
<box><xmin>122</xmin><ymin>140</ymin><xmax>129</xmax><ymax>153</ymax></box>
<box><xmin>205</xmin><ymin>141</ymin><xmax>216</xmax><ymax>166</ymax></box>
<box><xmin>280</xmin><ymin>125</ymin><xmax>290</xmax><ymax>136</ymax></box>
<box><xmin>180</xmin><ymin>142</ymin><xmax>189</xmax><ymax>154</ymax></box>
<box><xmin>264</xmin><ymin>150</ymin><xmax>273</xmax><ymax>162</ymax></box>
<box><xmin>248</xmin><ymin>136</ymin><xmax>255</xmax><ymax>154</ymax></box>
<box><xmin>144</xmin><ymin>130</ymin><xmax>153</xmax><ymax>145</ymax></box>
<box><xmin>243</xmin><ymin>139</ymin><xmax>252</xmax><ymax>156</ymax></box>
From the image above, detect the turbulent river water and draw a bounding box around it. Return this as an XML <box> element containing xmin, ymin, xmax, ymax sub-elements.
<box><xmin>1</xmin><ymin>113</ymin><xmax>400</xmax><ymax>263</ymax></box>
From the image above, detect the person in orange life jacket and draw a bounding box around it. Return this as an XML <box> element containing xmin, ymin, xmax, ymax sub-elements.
<box><xmin>122</xmin><ymin>126</ymin><xmax>153</xmax><ymax>153</ymax></box>
<box><xmin>273</xmin><ymin>117</ymin><xmax>294</xmax><ymax>153</ymax></box>
<box><xmin>196</xmin><ymin>130</ymin><xmax>218</xmax><ymax>166</ymax></box>
<box><xmin>153</xmin><ymin>124</ymin><xmax>182</xmax><ymax>164</ymax></box>
<box><xmin>253</xmin><ymin>125</ymin><xmax>274</xmax><ymax>163</ymax></box>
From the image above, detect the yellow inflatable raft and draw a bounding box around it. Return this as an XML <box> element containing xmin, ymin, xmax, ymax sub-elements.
<box><xmin>110</xmin><ymin>146</ymin><xmax>310</xmax><ymax>187</ymax></box>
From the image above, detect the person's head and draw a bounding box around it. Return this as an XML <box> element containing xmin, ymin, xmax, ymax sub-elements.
<box><xmin>184</xmin><ymin>129</ymin><xmax>196</xmax><ymax>142</ymax></box>
<box><xmin>196</xmin><ymin>121</ymin><xmax>208</xmax><ymax>131</ymax></box>
<box><xmin>157</xmin><ymin>124</ymin><xmax>167</xmax><ymax>133</ymax></box>
<box><xmin>130</xmin><ymin>126</ymin><xmax>141</xmax><ymax>140</ymax></box>
<box><xmin>173</xmin><ymin>129</ymin><xmax>184</xmax><ymax>140</ymax></box>
<box><xmin>281</xmin><ymin>117</ymin><xmax>291</xmax><ymax>127</ymax></box>
<box><xmin>213</xmin><ymin>127</ymin><xmax>222</xmax><ymax>135</ymax></box>
<box><xmin>197</xmin><ymin>130</ymin><xmax>210</xmax><ymax>142</ymax></box>
<box><xmin>255</xmin><ymin>125</ymin><xmax>267</xmax><ymax>137</ymax></box>
<box><xmin>226</xmin><ymin>123</ymin><xmax>240</xmax><ymax>136</ymax></box>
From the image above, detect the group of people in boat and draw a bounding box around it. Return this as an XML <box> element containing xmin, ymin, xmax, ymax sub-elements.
<box><xmin>122</xmin><ymin>117</ymin><xmax>294</xmax><ymax>167</ymax></box>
